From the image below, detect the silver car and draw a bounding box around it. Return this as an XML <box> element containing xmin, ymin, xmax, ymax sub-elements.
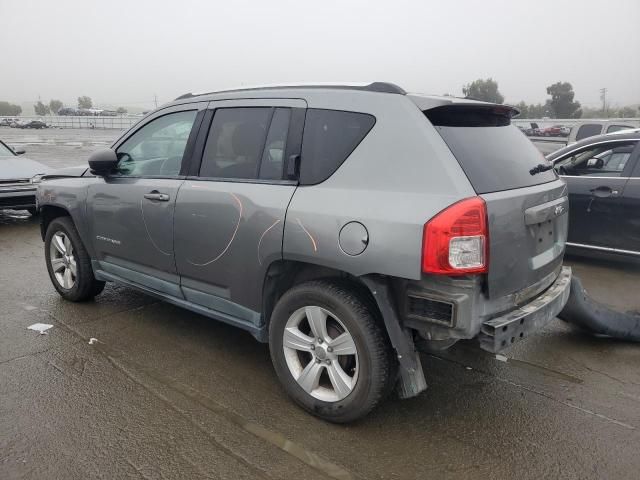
<box><xmin>0</xmin><ymin>140</ymin><xmax>47</xmax><ymax>214</ymax></box>
<box><xmin>37</xmin><ymin>82</ymin><xmax>571</xmax><ymax>422</ymax></box>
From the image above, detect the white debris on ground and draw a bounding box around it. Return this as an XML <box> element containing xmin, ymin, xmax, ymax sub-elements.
<box><xmin>27</xmin><ymin>323</ymin><xmax>53</xmax><ymax>335</ymax></box>
<box><xmin>495</xmin><ymin>354</ymin><xmax>509</xmax><ymax>362</ymax></box>
<box><xmin>88</xmin><ymin>338</ymin><xmax>98</xmax><ymax>345</ymax></box>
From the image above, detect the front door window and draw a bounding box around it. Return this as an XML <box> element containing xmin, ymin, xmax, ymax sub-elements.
<box><xmin>116</xmin><ymin>110</ymin><xmax>197</xmax><ymax>176</ymax></box>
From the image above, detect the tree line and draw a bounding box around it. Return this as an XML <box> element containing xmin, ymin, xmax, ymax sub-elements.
<box><xmin>0</xmin><ymin>96</ymin><xmax>128</xmax><ymax>116</ymax></box>
<box><xmin>461</xmin><ymin>78</ymin><xmax>638</xmax><ymax>119</ymax></box>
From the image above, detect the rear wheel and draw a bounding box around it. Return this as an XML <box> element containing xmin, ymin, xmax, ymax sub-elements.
<box><xmin>45</xmin><ymin>217</ymin><xmax>105</xmax><ymax>301</ymax></box>
<box><xmin>269</xmin><ymin>280</ymin><xmax>396</xmax><ymax>423</ymax></box>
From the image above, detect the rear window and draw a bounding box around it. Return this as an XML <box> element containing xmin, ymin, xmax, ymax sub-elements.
<box><xmin>426</xmin><ymin>106</ymin><xmax>557</xmax><ymax>194</ymax></box>
<box><xmin>300</xmin><ymin>109</ymin><xmax>375</xmax><ymax>185</ymax></box>
<box><xmin>575</xmin><ymin>124</ymin><xmax>602</xmax><ymax>141</ymax></box>
<box><xmin>606</xmin><ymin>124</ymin><xmax>633</xmax><ymax>134</ymax></box>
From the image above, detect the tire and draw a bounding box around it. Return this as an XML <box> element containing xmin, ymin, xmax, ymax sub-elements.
<box><xmin>44</xmin><ymin>216</ymin><xmax>105</xmax><ymax>301</ymax></box>
<box><xmin>269</xmin><ymin>280</ymin><xmax>396</xmax><ymax>423</ymax></box>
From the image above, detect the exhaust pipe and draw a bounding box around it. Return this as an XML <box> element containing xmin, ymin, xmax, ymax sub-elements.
<box><xmin>558</xmin><ymin>276</ymin><xmax>640</xmax><ymax>342</ymax></box>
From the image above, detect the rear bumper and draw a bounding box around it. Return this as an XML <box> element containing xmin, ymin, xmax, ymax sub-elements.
<box><xmin>478</xmin><ymin>266</ymin><xmax>572</xmax><ymax>353</ymax></box>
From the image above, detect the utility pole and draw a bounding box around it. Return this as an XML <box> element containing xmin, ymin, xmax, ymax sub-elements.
<box><xmin>599</xmin><ymin>88</ymin><xmax>607</xmax><ymax>117</ymax></box>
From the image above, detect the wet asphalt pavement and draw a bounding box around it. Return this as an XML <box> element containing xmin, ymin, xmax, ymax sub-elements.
<box><xmin>2</xmin><ymin>129</ymin><xmax>640</xmax><ymax>479</ymax></box>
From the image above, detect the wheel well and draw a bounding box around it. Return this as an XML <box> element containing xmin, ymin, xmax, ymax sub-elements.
<box><xmin>40</xmin><ymin>205</ymin><xmax>70</xmax><ymax>240</ymax></box>
<box><xmin>262</xmin><ymin>261</ymin><xmax>381</xmax><ymax>329</ymax></box>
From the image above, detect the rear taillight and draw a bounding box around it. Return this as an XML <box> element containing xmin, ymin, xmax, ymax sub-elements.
<box><xmin>422</xmin><ymin>197</ymin><xmax>488</xmax><ymax>275</ymax></box>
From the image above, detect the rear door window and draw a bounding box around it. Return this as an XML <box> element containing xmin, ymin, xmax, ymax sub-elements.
<box><xmin>575</xmin><ymin>124</ymin><xmax>602</xmax><ymax>141</ymax></box>
<box><xmin>259</xmin><ymin>108</ymin><xmax>291</xmax><ymax>180</ymax></box>
<box><xmin>425</xmin><ymin>106</ymin><xmax>557</xmax><ymax>194</ymax></box>
<box><xmin>606</xmin><ymin>124</ymin><xmax>633</xmax><ymax>134</ymax></box>
<box><xmin>300</xmin><ymin>109</ymin><xmax>375</xmax><ymax>185</ymax></box>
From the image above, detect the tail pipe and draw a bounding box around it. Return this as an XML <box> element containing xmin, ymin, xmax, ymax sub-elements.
<box><xmin>558</xmin><ymin>276</ymin><xmax>640</xmax><ymax>342</ymax></box>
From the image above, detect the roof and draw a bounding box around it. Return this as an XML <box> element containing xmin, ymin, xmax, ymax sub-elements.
<box><xmin>174</xmin><ymin>82</ymin><xmax>406</xmax><ymax>101</ymax></box>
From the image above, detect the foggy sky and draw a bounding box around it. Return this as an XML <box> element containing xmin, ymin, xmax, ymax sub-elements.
<box><xmin>2</xmin><ymin>0</ymin><xmax>639</xmax><ymax>110</ymax></box>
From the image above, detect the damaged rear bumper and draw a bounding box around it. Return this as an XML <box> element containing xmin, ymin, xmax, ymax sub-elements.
<box><xmin>479</xmin><ymin>266</ymin><xmax>572</xmax><ymax>353</ymax></box>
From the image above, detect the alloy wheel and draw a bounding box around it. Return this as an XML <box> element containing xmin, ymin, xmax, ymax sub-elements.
<box><xmin>49</xmin><ymin>231</ymin><xmax>76</xmax><ymax>289</ymax></box>
<box><xmin>282</xmin><ymin>306</ymin><xmax>359</xmax><ymax>402</ymax></box>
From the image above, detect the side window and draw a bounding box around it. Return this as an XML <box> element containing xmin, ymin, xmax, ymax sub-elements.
<box><xmin>259</xmin><ymin>108</ymin><xmax>291</xmax><ymax>180</ymax></box>
<box><xmin>300</xmin><ymin>109</ymin><xmax>376</xmax><ymax>185</ymax></box>
<box><xmin>200</xmin><ymin>108</ymin><xmax>271</xmax><ymax>179</ymax></box>
<box><xmin>555</xmin><ymin>141</ymin><xmax>636</xmax><ymax>177</ymax></box>
<box><xmin>116</xmin><ymin>110</ymin><xmax>197</xmax><ymax>176</ymax></box>
<box><xmin>575</xmin><ymin>124</ymin><xmax>602</xmax><ymax>141</ymax></box>
<box><xmin>606</xmin><ymin>125</ymin><xmax>633</xmax><ymax>134</ymax></box>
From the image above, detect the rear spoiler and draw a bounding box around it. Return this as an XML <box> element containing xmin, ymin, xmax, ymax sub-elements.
<box><xmin>408</xmin><ymin>95</ymin><xmax>519</xmax><ymax>118</ymax></box>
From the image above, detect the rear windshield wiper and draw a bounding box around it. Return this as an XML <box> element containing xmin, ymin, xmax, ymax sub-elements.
<box><xmin>529</xmin><ymin>163</ymin><xmax>554</xmax><ymax>176</ymax></box>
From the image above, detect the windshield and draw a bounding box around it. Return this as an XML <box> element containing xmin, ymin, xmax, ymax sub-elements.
<box><xmin>0</xmin><ymin>142</ymin><xmax>16</xmax><ymax>158</ymax></box>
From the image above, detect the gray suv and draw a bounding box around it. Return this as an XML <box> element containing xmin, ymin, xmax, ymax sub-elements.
<box><xmin>37</xmin><ymin>82</ymin><xmax>572</xmax><ymax>422</ymax></box>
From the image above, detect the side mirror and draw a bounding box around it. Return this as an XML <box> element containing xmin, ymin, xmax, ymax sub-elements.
<box><xmin>88</xmin><ymin>148</ymin><xmax>118</xmax><ymax>175</ymax></box>
<box><xmin>14</xmin><ymin>148</ymin><xmax>26</xmax><ymax>155</ymax></box>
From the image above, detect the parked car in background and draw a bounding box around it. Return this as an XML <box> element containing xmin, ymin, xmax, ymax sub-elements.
<box><xmin>37</xmin><ymin>82</ymin><xmax>571</xmax><ymax>422</ymax></box>
<box><xmin>548</xmin><ymin>131</ymin><xmax>640</xmax><ymax>258</ymax></box>
<box><xmin>531</xmin><ymin>119</ymin><xmax>640</xmax><ymax>155</ymax></box>
<box><xmin>58</xmin><ymin>107</ymin><xmax>79</xmax><ymax>116</ymax></box>
<box><xmin>0</xmin><ymin>140</ymin><xmax>48</xmax><ymax>215</ymax></box>
<box><xmin>523</xmin><ymin>122</ymin><xmax>543</xmax><ymax>136</ymax></box>
<box><xmin>0</xmin><ymin>118</ymin><xmax>20</xmax><ymax>127</ymax></box>
<box><xmin>18</xmin><ymin>120</ymin><xmax>47</xmax><ymax>129</ymax></box>
<box><xmin>542</xmin><ymin>125</ymin><xmax>569</xmax><ymax>137</ymax></box>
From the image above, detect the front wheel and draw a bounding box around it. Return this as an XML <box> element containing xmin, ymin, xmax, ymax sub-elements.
<box><xmin>44</xmin><ymin>216</ymin><xmax>105</xmax><ymax>301</ymax></box>
<box><xmin>269</xmin><ymin>281</ymin><xmax>396</xmax><ymax>423</ymax></box>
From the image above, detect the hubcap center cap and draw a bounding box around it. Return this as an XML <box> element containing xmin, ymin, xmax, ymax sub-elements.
<box><xmin>315</xmin><ymin>345</ymin><xmax>328</xmax><ymax>360</ymax></box>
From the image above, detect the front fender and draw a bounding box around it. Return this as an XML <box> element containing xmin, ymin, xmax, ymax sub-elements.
<box><xmin>37</xmin><ymin>178</ymin><xmax>94</xmax><ymax>257</ymax></box>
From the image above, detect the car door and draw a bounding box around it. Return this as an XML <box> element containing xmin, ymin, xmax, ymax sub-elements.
<box><xmin>86</xmin><ymin>103</ymin><xmax>206</xmax><ymax>296</ymax></box>
<box><xmin>617</xmin><ymin>145</ymin><xmax>640</xmax><ymax>254</ymax></box>
<box><xmin>174</xmin><ymin>98</ymin><xmax>306</xmax><ymax>326</ymax></box>
<box><xmin>554</xmin><ymin>139</ymin><xmax>638</xmax><ymax>250</ymax></box>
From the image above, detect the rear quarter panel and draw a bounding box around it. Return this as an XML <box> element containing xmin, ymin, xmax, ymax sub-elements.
<box><xmin>283</xmin><ymin>94</ymin><xmax>475</xmax><ymax>280</ymax></box>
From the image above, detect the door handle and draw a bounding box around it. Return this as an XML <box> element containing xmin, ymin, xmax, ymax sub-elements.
<box><xmin>144</xmin><ymin>192</ymin><xmax>170</xmax><ymax>201</ymax></box>
<box><xmin>589</xmin><ymin>186</ymin><xmax>618</xmax><ymax>198</ymax></box>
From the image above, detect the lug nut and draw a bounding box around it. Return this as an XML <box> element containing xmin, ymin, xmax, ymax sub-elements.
<box><xmin>317</xmin><ymin>338</ymin><xmax>323</xmax><ymax>344</ymax></box>
<box><xmin>310</xmin><ymin>344</ymin><xmax>315</xmax><ymax>350</ymax></box>
<box><xmin>327</xmin><ymin>346</ymin><xmax>333</xmax><ymax>353</ymax></box>
<box><xmin>315</xmin><ymin>358</ymin><xmax>321</xmax><ymax>364</ymax></box>
<box><xmin>325</xmin><ymin>360</ymin><xmax>331</xmax><ymax>365</ymax></box>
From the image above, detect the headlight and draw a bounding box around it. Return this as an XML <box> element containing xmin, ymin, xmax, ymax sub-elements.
<box><xmin>31</xmin><ymin>174</ymin><xmax>45</xmax><ymax>184</ymax></box>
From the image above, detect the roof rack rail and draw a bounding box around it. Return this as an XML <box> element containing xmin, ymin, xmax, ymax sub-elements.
<box><xmin>174</xmin><ymin>82</ymin><xmax>406</xmax><ymax>101</ymax></box>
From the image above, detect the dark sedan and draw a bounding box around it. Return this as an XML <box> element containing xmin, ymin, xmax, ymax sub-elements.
<box><xmin>548</xmin><ymin>131</ymin><xmax>640</xmax><ymax>258</ymax></box>
<box><xmin>19</xmin><ymin>120</ymin><xmax>48</xmax><ymax>129</ymax></box>
<box><xmin>0</xmin><ymin>140</ymin><xmax>49</xmax><ymax>215</ymax></box>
